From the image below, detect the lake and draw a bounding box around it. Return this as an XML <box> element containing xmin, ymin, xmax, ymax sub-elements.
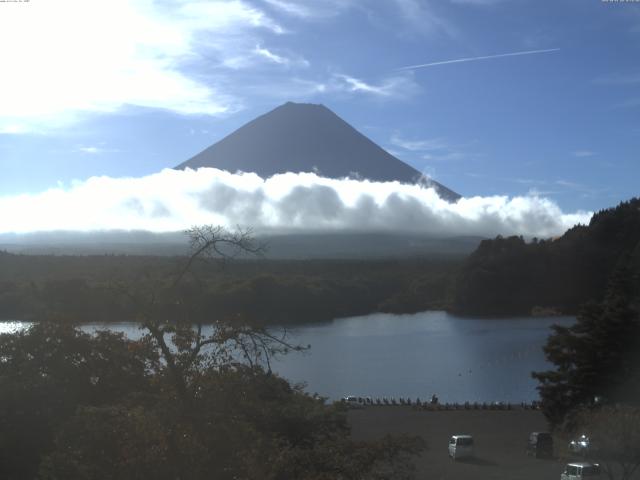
<box><xmin>0</xmin><ymin>311</ymin><xmax>573</xmax><ymax>403</ymax></box>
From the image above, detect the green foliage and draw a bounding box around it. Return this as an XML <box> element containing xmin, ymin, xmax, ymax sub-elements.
<box><xmin>0</xmin><ymin>323</ymin><xmax>423</xmax><ymax>480</ymax></box>
<box><xmin>0</xmin><ymin>323</ymin><xmax>157</xmax><ymax>480</ymax></box>
<box><xmin>453</xmin><ymin>198</ymin><xmax>640</xmax><ymax>316</ymax></box>
<box><xmin>0</xmin><ymin>227</ymin><xmax>425</xmax><ymax>478</ymax></box>
<box><xmin>532</xmin><ymin>266</ymin><xmax>640</xmax><ymax>427</ymax></box>
<box><xmin>0</xmin><ymin>255</ymin><xmax>460</xmax><ymax>324</ymax></box>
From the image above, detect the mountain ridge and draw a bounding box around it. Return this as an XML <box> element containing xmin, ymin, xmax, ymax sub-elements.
<box><xmin>176</xmin><ymin>102</ymin><xmax>460</xmax><ymax>202</ymax></box>
<box><xmin>452</xmin><ymin>197</ymin><xmax>640</xmax><ymax>316</ymax></box>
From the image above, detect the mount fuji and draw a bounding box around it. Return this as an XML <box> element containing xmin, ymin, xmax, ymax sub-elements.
<box><xmin>176</xmin><ymin>102</ymin><xmax>460</xmax><ymax>202</ymax></box>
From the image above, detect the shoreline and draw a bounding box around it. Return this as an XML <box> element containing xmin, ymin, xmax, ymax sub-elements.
<box><xmin>0</xmin><ymin>309</ymin><xmax>575</xmax><ymax>326</ymax></box>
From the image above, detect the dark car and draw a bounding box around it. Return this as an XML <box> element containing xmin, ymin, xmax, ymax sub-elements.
<box><xmin>527</xmin><ymin>431</ymin><xmax>553</xmax><ymax>458</ymax></box>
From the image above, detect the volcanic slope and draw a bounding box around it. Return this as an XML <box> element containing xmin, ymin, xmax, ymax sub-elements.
<box><xmin>176</xmin><ymin>102</ymin><xmax>460</xmax><ymax>202</ymax></box>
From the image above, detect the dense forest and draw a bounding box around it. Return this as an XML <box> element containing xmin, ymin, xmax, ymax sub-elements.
<box><xmin>2</xmin><ymin>199</ymin><xmax>640</xmax><ymax>324</ymax></box>
<box><xmin>453</xmin><ymin>198</ymin><xmax>640</xmax><ymax>316</ymax></box>
<box><xmin>0</xmin><ymin>227</ymin><xmax>425</xmax><ymax>480</ymax></box>
<box><xmin>533</xmin><ymin>263</ymin><xmax>640</xmax><ymax>426</ymax></box>
<box><xmin>2</xmin><ymin>200</ymin><xmax>640</xmax><ymax>478</ymax></box>
<box><xmin>0</xmin><ymin>251</ymin><xmax>460</xmax><ymax>325</ymax></box>
<box><xmin>530</xmin><ymin>261</ymin><xmax>640</xmax><ymax>480</ymax></box>
<box><xmin>0</xmin><ymin>312</ymin><xmax>424</xmax><ymax>479</ymax></box>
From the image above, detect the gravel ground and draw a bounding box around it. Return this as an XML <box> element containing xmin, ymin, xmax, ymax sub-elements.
<box><xmin>348</xmin><ymin>407</ymin><xmax>567</xmax><ymax>480</ymax></box>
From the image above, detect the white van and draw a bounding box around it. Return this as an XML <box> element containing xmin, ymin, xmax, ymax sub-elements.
<box><xmin>448</xmin><ymin>435</ymin><xmax>474</xmax><ymax>460</ymax></box>
<box><xmin>561</xmin><ymin>462</ymin><xmax>601</xmax><ymax>480</ymax></box>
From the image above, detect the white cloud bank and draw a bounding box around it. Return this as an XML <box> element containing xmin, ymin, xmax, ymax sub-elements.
<box><xmin>0</xmin><ymin>168</ymin><xmax>591</xmax><ymax>238</ymax></box>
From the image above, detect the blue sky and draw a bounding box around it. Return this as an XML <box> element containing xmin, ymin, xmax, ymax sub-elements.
<box><xmin>0</xmin><ymin>0</ymin><xmax>638</xmax><ymax>214</ymax></box>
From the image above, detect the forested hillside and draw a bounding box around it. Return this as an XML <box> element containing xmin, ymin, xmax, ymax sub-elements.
<box><xmin>453</xmin><ymin>198</ymin><xmax>640</xmax><ymax>316</ymax></box>
<box><xmin>0</xmin><ymin>253</ymin><xmax>459</xmax><ymax>324</ymax></box>
<box><xmin>4</xmin><ymin>198</ymin><xmax>639</xmax><ymax>323</ymax></box>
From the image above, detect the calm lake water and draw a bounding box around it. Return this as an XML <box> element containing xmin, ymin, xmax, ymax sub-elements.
<box><xmin>0</xmin><ymin>311</ymin><xmax>574</xmax><ymax>403</ymax></box>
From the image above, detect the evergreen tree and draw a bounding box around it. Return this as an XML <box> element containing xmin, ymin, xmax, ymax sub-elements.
<box><xmin>532</xmin><ymin>265</ymin><xmax>640</xmax><ymax>427</ymax></box>
<box><xmin>454</xmin><ymin>197</ymin><xmax>640</xmax><ymax>316</ymax></box>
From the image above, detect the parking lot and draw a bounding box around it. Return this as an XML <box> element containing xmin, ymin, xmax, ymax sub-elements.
<box><xmin>348</xmin><ymin>407</ymin><xmax>566</xmax><ymax>480</ymax></box>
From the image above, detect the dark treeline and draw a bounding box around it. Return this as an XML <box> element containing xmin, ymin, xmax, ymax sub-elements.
<box><xmin>3</xmin><ymin>198</ymin><xmax>640</xmax><ymax>324</ymax></box>
<box><xmin>531</xmin><ymin>262</ymin><xmax>640</xmax><ymax>480</ymax></box>
<box><xmin>453</xmin><ymin>198</ymin><xmax>640</xmax><ymax>316</ymax></box>
<box><xmin>0</xmin><ymin>227</ymin><xmax>425</xmax><ymax>480</ymax></box>
<box><xmin>533</xmin><ymin>263</ymin><xmax>640</xmax><ymax>425</ymax></box>
<box><xmin>0</xmin><ymin>252</ymin><xmax>461</xmax><ymax>324</ymax></box>
<box><xmin>0</xmin><ymin>307</ymin><xmax>424</xmax><ymax>480</ymax></box>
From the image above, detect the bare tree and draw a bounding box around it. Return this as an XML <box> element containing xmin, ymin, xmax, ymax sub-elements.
<box><xmin>114</xmin><ymin>225</ymin><xmax>305</xmax><ymax>401</ymax></box>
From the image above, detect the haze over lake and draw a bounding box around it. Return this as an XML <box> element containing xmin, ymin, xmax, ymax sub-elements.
<box><xmin>2</xmin><ymin>312</ymin><xmax>572</xmax><ymax>402</ymax></box>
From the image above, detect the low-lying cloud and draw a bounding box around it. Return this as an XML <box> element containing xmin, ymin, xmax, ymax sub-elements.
<box><xmin>0</xmin><ymin>168</ymin><xmax>591</xmax><ymax>238</ymax></box>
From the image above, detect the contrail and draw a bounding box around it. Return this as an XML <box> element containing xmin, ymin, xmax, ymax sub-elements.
<box><xmin>399</xmin><ymin>48</ymin><xmax>560</xmax><ymax>71</ymax></box>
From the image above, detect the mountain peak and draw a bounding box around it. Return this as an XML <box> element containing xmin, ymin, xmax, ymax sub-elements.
<box><xmin>273</xmin><ymin>101</ymin><xmax>334</xmax><ymax>117</ymax></box>
<box><xmin>282</xmin><ymin>101</ymin><xmax>322</xmax><ymax>107</ymax></box>
<box><xmin>280</xmin><ymin>101</ymin><xmax>327</xmax><ymax>109</ymax></box>
<box><xmin>176</xmin><ymin>102</ymin><xmax>460</xmax><ymax>201</ymax></box>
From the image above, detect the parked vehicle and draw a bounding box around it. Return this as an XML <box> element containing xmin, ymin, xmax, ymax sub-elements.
<box><xmin>342</xmin><ymin>396</ymin><xmax>363</xmax><ymax>409</ymax></box>
<box><xmin>569</xmin><ymin>434</ymin><xmax>590</xmax><ymax>456</ymax></box>
<box><xmin>526</xmin><ymin>431</ymin><xmax>553</xmax><ymax>458</ymax></box>
<box><xmin>448</xmin><ymin>435</ymin><xmax>474</xmax><ymax>460</ymax></box>
<box><xmin>561</xmin><ymin>462</ymin><xmax>600</xmax><ymax>480</ymax></box>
